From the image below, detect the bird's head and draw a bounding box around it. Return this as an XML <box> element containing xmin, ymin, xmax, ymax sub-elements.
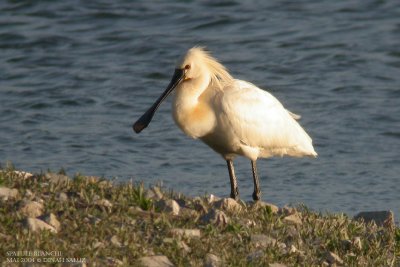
<box><xmin>176</xmin><ymin>47</ymin><xmax>232</xmax><ymax>87</ymax></box>
<box><xmin>133</xmin><ymin>47</ymin><xmax>232</xmax><ymax>133</ymax></box>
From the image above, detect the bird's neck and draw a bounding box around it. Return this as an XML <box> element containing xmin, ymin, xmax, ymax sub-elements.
<box><xmin>172</xmin><ymin>75</ymin><xmax>216</xmax><ymax>139</ymax></box>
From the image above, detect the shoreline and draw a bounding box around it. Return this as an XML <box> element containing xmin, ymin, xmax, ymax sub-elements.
<box><xmin>0</xmin><ymin>168</ymin><xmax>399</xmax><ymax>266</ymax></box>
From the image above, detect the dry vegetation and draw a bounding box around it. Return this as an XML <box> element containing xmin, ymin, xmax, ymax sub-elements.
<box><xmin>0</xmin><ymin>165</ymin><xmax>399</xmax><ymax>266</ymax></box>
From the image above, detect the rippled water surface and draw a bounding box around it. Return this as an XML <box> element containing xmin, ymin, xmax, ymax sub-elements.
<box><xmin>1</xmin><ymin>0</ymin><xmax>399</xmax><ymax>218</ymax></box>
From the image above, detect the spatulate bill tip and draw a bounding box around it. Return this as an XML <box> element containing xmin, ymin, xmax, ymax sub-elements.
<box><xmin>133</xmin><ymin>122</ymin><xmax>145</xmax><ymax>133</ymax></box>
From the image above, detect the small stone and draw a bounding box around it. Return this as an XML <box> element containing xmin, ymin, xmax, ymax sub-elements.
<box><xmin>352</xmin><ymin>237</ymin><xmax>362</xmax><ymax>250</ymax></box>
<box><xmin>139</xmin><ymin>255</ymin><xmax>174</xmax><ymax>267</ymax></box>
<box><xmin>171</xmin><ymin>228</ymin><xmax>201</xmax><ymax>238</ymax></box>
<box><xmin>269</xmin><ymin>263</ymin><xmax>288</xmax><ymax>267</ymax></box>
<box><xmin>279</xmin><ymin>206</ymin><xmax>297</xmax><ymax>216</ymax></box>
<box><xmin>152</xmin><ymin>186</ymin><xmax>164</xmax><ymax>199</ymax></box>
<box><xmin>283</xmin><ymin>213</ymin><xmax>302</xmax><ymax>225</ymax></box>
<box><xmin>24</xmin><ymin>189</ymin><xmax>34</xmax><ymax>199</ymax></box>
<box><xmin>146</xmin><ymin>186</ymin><xmax>164</xmax><ymax>200</ymax></box>
<box><xmin>95</xmin><ymin>198</ymin><xmax>113</xmax><ymax>209</ymax></box>
<box><xmin>354</xmin><ymin>211</ymin><xmax>395</xmax><ymax>228</ymax></box>
<box><xmin>98</xmin><ymin>180</ymin><xmax>112</xmax><ymax>188</ymax></box>
<box><xmin>213</xmin><ymin>198</ymin><xmax>242</xmax><ymax>213</ymax></box>
<box><xmin>250</xmin><ymin>201</ymin><xmax>279</xmax><ymax>214</ymax></box>
<box><xmin>325</xmin><ymin>251</ymin><xmax>343</xmax><ymax>265</ymax></box>
<box><xmin>58</xmin><ymin>192</ymin><xmax>68</xmax><ymax>202</ymax></box>
<box><xmin>110</xmin><ymin>235</ymin><xmax>122</xmax><ymax>247</ymax></box>
<box><xmin>13</xmin><ymin>171</ymin><xmax>33</xmax><ymax>179</ymax></box>
<box><xmin>192</xmin><ymin>198</ymin><xmax>208</xmax><ymax>213</ymax></box>
<box><xmin>180</xmin><ymin>207</ymin><xmax>198</xmax><ymax>217</ymax></box>
<box><xmin>45</xmin><ymin>172</ymin><xmax>70</xmax><ymax>184</ymax></box>
<box><xmin>246</xmin><ymin>250</ymin><xmax>264</xmax><ymax>262</ymax></box>
<box><xmin>204</xmin><ymin>253</ymin><xmax>222</xmax><ymax>267</ymax></box>
<box><xmin>19</xmin><ymin>200</ymin><xmax>44</xmax><ymax>217</ymax></box>
<box><xmin>0</xmin><ymin>187</ymin><xmax>19</xmax><ymax>200</ymax></box>
<box><xmin>25</xmin><ymin>218</ymin><xmax>57</xmax><ymax>233</ymax></box>
<box><xmin>179</xmin><ymin>241</ymin><xmax>191</xmax><ymax>254</ymax></box>
<box><xmin>239</xmin><ymin>218</ymin><xmax>257</xmax><ymax>228</ymax></box>
<box><xmin>156</xmin><ymin>199</ymin><xmax>180</xmax><ymax>215</ymax></box>
<box><xmin>286</xmin><ymin>245</ymin><xmax>305</xmax><ymax>257</ymax></box>
<box><xmin>200</xmin><ymin>209</ymin><xmax>229</xmax><ymax>226</ymax></box>
<box><xmin>85</xmin><ymin>176</ymin><xmax>99</xmax><ymax>183</ymax></box>
<box><xmin>105</xmin><ymin>257</ymin><xmax>123</xmax><ymax>266</ymax></box>
<box><xmin>85</xmin><ymin>214</ymin><xmax>101</xmax><ymax>225</ymax></box>
<box><xmin>129</xmin><ymin>206</ymin><xmax>143</xmax><ymax>213</ymax></box>
<box><xmin>250</xmin><ymin>234</ymin><xmax>286</xmax><ymax>250</ymax></box>
<box><xmin>92</xmin><ymin>241</ymin><xmax>104</xmax><ymax>249</ymax></box>
<box><xmin>40</xmin><ymin>213</ymin><xmax>61</xmax><ymax>232</ymax></box>
<box><xmin>207</xmin><ymin>194</ymin><xmax>221</xmax><ymax>204</ymax></box>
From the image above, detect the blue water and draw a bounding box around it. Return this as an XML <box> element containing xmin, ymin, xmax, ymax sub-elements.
<box><xmin>1</xmin><ymin>0</ymin><xmax>399</xmax><ymax>219</ymax></box>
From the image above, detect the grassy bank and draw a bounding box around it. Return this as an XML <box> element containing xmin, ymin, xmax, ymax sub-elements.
<box><xmin>0</xmin><ymin>167</ymin><xmax>399</xmax><ymax>266</ymax></box>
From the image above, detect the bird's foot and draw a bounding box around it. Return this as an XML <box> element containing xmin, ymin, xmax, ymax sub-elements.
<box><xmin>230</xmin><ymin>188</ymin><xmax>240</xmax><ymax>201</ymax></box>
<box><xmin>252</xmin><ymin>191</ymin><xmax>261</xmax><ymax>201</ymax></box>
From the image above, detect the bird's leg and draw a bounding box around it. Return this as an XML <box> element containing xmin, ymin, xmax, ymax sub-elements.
<box><xmin>226</xmin><ymin>159</ymin><xmax>239</xmax><ymax>200</ymax></box>
<box><xmin>251</xmin><ymin>160</ymin><xmax>261</xmax><ymax>201</ymax></box>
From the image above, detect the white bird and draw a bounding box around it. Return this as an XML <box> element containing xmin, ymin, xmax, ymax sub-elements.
<box><xmin>133</xmin><ymin>47</ymin><xmax>317</xmax><ymax>201</ymax></box>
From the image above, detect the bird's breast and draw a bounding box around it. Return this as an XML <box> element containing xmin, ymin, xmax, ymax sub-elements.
<box><xmin>172</xmin><ymin>101</ymin><xmax>216</xmax><ymax>139</ymax></box>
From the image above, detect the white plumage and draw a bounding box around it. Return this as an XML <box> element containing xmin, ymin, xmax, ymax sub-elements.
<box><xmin>134</xmin><ymin>47</ymin><xmax>317</xmax><ymax>201</ymax></box>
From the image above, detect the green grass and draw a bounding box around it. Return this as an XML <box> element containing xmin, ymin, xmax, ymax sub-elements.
<box><xmin>0</xmin><ymin>167</ymin><xmax>398</xmax><ymax>266</ymax></box>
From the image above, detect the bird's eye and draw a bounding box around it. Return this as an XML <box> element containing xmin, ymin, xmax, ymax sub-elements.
<box><xmin>184</xmin><ymin>64</ymin><xmax>191</xmax><ymax>70</ymax></box>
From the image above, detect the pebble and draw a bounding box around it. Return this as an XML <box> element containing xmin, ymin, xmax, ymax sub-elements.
<box><xmin>163</xmin><ymin>238</ymin><xmax>191</xmax><ymax>254</ymax></box>
<box><xmin>352</xmin><ymin>237</ymin><xmax>362</xmax><ymax>250</ymax></box>
<box><xmin>105</xmin><ymin>257</ymin><xmax>123</xmax><ymax>266</ymax></box>
<box><xmin>269</xmin><ymin>264</ymin><xmax>288</xmax><ymax>267</ymax></box>
<box><xmin>25</xmin><ymin>218</ymin><xmax>57</xmax><ymax>233</ymax></box>
<box><xmin>171</xmin><ymin>228</ymin><xmax>201</xmax><ymax>238</ymax></box>
<box><xmin>139</xmin><ymin>255</ymin><xmax>175</xmax><ymax>267</ymax></box>
<box><xmin>40</xmin><ymin>213</ymin><xmax>61</xmax><ymax>232</ymax></box>
<box><xmin>213</xmin><ymin>198</ymin><xmax>242</xmax><ymax>213</ymax></box>
<box><xmin>45</xmin><ymin>172</ymin><xmax>70</xmax><ymax>184</ymax></box>
<box><xmin>179</xmin><ymin>207</ymin><xmax>198</xmax><ymax>218</ymax></box>
<box><xmin>192</xmin><ymin>198</ymin><xmax>208</xmax><ymax>213</ymax></box>
<box><xmin>204</xmin><ymin>253</ymin><xmax>222</xmax><ymax>267</ymax></box>
<box><xmin>146</xmin><ymin>186</ymin><xmax>164</xmax><ymax>200</ymax></box>
<box><xmin>0</xmin><ymin>187</ymin><xmax>19</xmax><ymax>200</ymax></box>
<box><xmin>200</xmin><ymin>209</ymin><xmax>229</xmax><ymax>226</ymax></box>
<box><xmin>13</xmin><ymin>171</ymin><xmax>33</xmax><ymax>179</ymax></box>
<box><xmin>250</xmin><ymin>201</ymin><xmax>279</xmax><ymax>214</ymax></box>
<box><xmin>110</xmin><ymin>235</ymin><xmax>122</xmax><ymax>247</ymax></box>
<box><xmin>283</xmin><ymin>213</ymin><xmax>302</xmax><ymax>225</ymax></box>
<box><xmin>24</xmin><ymin>189</ymin><xmax>34</xmax><ymax>199</ymax></box>
<box><xmin>95</xmin><ymin>198</ymin><xmax>113</xmax><ymax>209</ymax></box>
<box><xmin>19</xmin><ymin>200</ymin><xmax>44</xmax><ymax>217</ymax></box>
<box><xmin>325</xmin><ymin>251</ymin><xmax>343</xmax><ymax>265</ymax></box>
<box><xmin>279</xmin><ymin>206</ymin><xmax>297</xmax><ymax>216</ymax></box>
<box><xmin>207</xmin><ymin>194</ymin><xmax>221</xmax><ymax>204</ymax></box>
<box><xmin>92</xmin><ymin>241</ymin><xmax>104</xmax><ymax>249</ymax></box>
<box><xmin>250</xmin><ymin>234</ymin><xmax>286</xmax><ymax>250</ymax></box>
<box><xmin>354</xmin><ymin>210</ymin><xmax>395</xmax><ymax>228</ymax></box>
<box><xmin>58</xmin><ymin>192</ymin><xmax>68</xmax><ymax>202</ymax></box>
<box><xmin>246</xmin><ymin>250</ymin><xmax>264</xmax><ymax>262</ymax></box>
<box><xmin>156</xmin><ymin>199</ymin><xmax>180</xmax><ymax>216</ymax></box>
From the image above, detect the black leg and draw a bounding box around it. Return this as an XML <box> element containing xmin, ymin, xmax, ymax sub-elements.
<box><xmin>226</xmin><ymin>159</ymin><xmax>239</xmax><ymax>200</ymax></box>
<box><xmin>251</xmin><ymin>160</ymin><xmax>261</xmax><ymax>201</ymax></box>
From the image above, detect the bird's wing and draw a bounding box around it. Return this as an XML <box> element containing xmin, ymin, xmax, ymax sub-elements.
<box><xmin>219</xmin><ymin>80</ymin><xmax>315</xmax><ymax>157</ymax></box>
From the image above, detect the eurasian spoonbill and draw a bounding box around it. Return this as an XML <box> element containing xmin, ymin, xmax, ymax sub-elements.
<box><xmin>133</xmin><ymin>47</ymin><xmax>317</xmax><ymax>201</ymax></box>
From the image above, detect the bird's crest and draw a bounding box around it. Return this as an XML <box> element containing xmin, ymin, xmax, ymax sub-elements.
<box><xmin>186</xmin><ymin>47</ymin><xmax>233</xmax><ymax>89</ymax></box>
